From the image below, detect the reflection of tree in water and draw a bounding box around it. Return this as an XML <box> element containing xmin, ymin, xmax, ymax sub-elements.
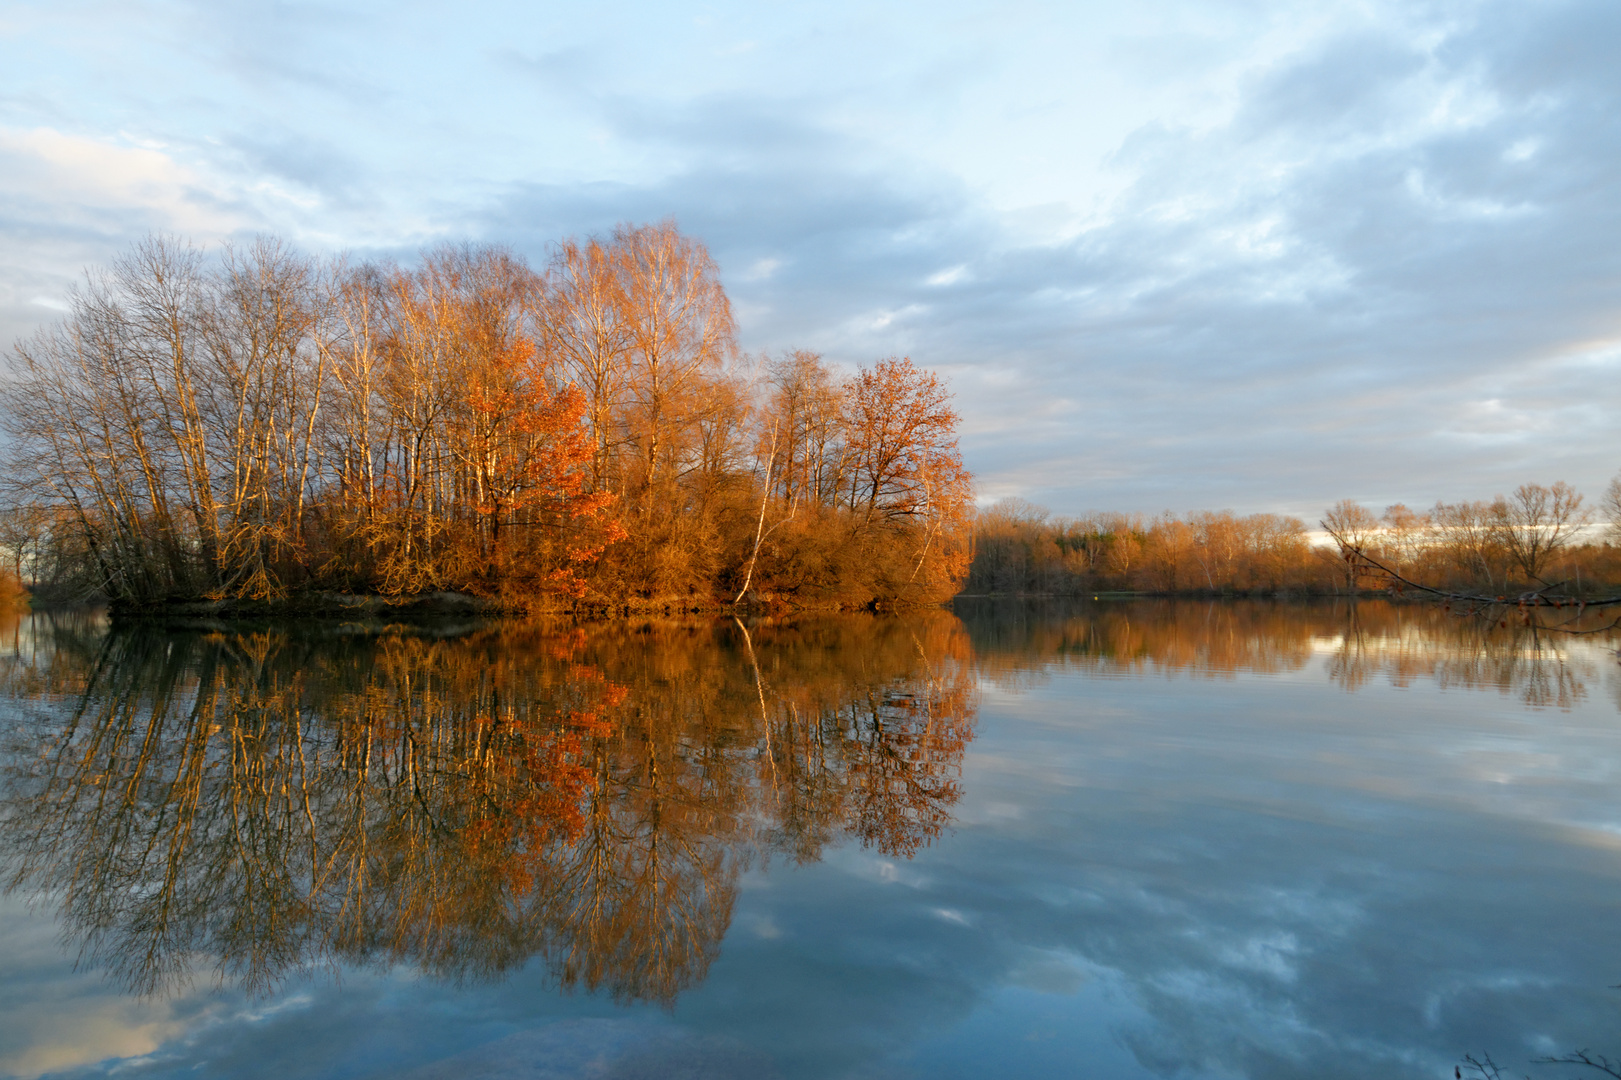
<box><xmin>1321</xmin><ymin>602</ymin><xmax>1600</xmax><ymax>708</ymax></box>
<box><xmin>0</xmin><ymin>613</ymin><xmax>976</xmax><ymax>1003</ymax></box>
<box><xmin>960</xmin><ymin>598</ymin><xmax>1325</xmax><ymax>687</ymax></box>
<box><xmin>959</xmin><ymin>598</ymin><xmax>1615</xmax><ymax>708</ymax></box>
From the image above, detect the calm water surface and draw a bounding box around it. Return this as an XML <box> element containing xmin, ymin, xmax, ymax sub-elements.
<box><xmin>1</xmin><ymin>600</ymin><xmax>1619</xmax><ymax>1079</ymax></box>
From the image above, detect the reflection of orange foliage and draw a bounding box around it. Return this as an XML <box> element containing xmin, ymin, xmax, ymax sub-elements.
<box><xmin>963</xmin><ymin>598</ymin><xmax>1321</xmax><ymax>687</ymax></box>
<box><xmin>4</xmin><ymin>612</ymin><xmax>979</xmax><ymax>1002</ymax></box>
<box><xmin>960</xmin><ymin>598</ymin><xmax>1613</xmax><ymax>709</ymax></box>
<box><xmin>461</xmin><ymin>707</ymin><xmax>607</xmax><ymax>898</ymax></box>
<box><xmin>0</xmin><ymin>568</ymin><xmax>23</xmax><ymax>609</ymax></box>
<box><xmin>843</xmin><ymin>683</ymin><xmax>973</xmax><ymax>858</ymax></box>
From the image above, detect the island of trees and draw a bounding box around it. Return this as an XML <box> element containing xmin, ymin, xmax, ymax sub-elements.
<box><xmin>4</xmin><ymin>226</ymin><xmax>1616</xmax><ymax>614</ymax></box>
<box><xmin>0</xmin><ymin>225</ymin><xmax>972</xmax><ymax>613</ymax></box>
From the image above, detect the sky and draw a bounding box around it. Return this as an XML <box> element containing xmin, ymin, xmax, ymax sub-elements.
<box><xmin>2</xmin><ymin>0</ymin><xmax>1618</xmax><ymax>521</ymax></box>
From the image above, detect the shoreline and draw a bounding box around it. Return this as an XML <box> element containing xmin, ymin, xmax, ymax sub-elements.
<box><xmin>93</xmin><ymin>590</ymin><xmax>912</xmax><ymax>625</ymax></box>
<box><xmin>10</xmin><ymin>586</ymin><xmax>1591</xmax><ymax>629</ymax></box>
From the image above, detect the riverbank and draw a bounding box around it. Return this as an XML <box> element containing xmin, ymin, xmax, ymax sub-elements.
<box><xmin>96</xmin><ymin>588</ymin><xmax>919</xmax><ymax>625</ymax></box>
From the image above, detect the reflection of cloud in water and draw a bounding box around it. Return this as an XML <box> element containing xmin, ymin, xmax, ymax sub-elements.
<box><xmin>3</xmin><ymin>601</ymin><xmax>1621</xmax><ymax>1078</ymax></box>
<box><xmin>0</xmin><ymin>1004</ymin><xmax>187</xmax><ymax>1080</ymax></box>
<box><xmin>927</xmin><ymin>622</ymin><xmax>1621</xmax><ymax>1079</ymax></box>
<box><xmin>396</xmin><ymin>1019</ymin><xmax>779</xmax><ymax>1080</ymax></box>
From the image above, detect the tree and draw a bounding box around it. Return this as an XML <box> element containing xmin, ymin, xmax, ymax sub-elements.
<box><xmin>845</xmin><ymin>357</ymin><xmax>963</xmax><ymax>524</ymax></box>
<box><xmin>1604</xmin><ymin>472</ymin><xmax>1621</xmax><ymax>544</ymax></box>
<box><xmin>761</xmin><ymin>350</ymin><xmax>849</xmax><ymax>509</ymax></box>
<box><xmin>371</xmin><ymin>245</ymin><xmax>613</xmax><ymax>597</ymax></box>
<box><xmin>543</xmin><ymin>235</ymin><xmax>634</xmax><ymax>493</ymax></box>
<box><xmin>1381</xmin><ymin>502</ymin><xmax>1429</xmax><ymax>576</ymax></box>
<box><xmin>613</xmin><ymin>221</ymin><xmax>736</xmax><ymax>509</ymax></box>
<box><xmin>0</xmin><ymin>502</ymin><xmax>47</xmax><ymax>586</ymax></box>
<box><xmin>1321</xmin><ymin>500</ymin><xmax>1381</xmax><ymax>590</ymax></box>
<box><xmin>1492</xmin><ymin>481</ymin><xmax>1588</xmax><ymax>583</ymax></box>
<box><xmin>1430</xmin><ymin>499</ymin><xmax>1505</xmax><ymax>588</ymax></box>
<box><xmin>0</xmin><ymin>235</ymin><xmax>333</xmax><ymax>603</ymax></box>
<box><xmin>4</xmin><ymin>230</ymin><xmax>976</xmax><ymax>610</ymax></box>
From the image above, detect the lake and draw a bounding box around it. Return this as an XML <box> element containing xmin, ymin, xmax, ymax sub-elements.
<box><xmin>1</xmin><ymin>599</ymin><xmax>1618</xmax><ymax>1079</ymax></box>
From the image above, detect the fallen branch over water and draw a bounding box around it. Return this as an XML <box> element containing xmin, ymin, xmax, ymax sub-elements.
<box><xmin>1323</xmin><ymin>529</ymin><xmax>1621</xmax><ymax>635</ymax></box>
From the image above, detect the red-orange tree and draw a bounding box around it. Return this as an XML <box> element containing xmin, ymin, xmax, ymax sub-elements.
<box><xmin>362</xmin><ymin>247</ymin><xmax>622</xmax><ymax>599</ymax></box>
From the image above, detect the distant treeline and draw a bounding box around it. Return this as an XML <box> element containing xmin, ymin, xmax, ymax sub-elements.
<box><xmin>968</xmin><ymin>481</ymin><xmax>1621</xmax><ymax>596</ymax></box>
<box><xmin>0</xmin><ymin>226</ymin><xmax>970</xmax><ymax>611</ymax></box>
<box><xmin>968</xmin><ymin>503</ymin><xmax>1323</xmax><ymax>594</ymax></box>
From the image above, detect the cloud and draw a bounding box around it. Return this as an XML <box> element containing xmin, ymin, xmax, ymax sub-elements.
<box><xmin>419</xmin><ymin>0</ymin><xmax>1616</xmax><ymax>519</ymax></box>
<box><xmin>0</xmin><ymin>127</ymin><xmax>253</xmax><ymax>348</ymax></box>
<box><xmin>5</xmin><ymin>0</ymin><xmax>1620</xmax><ymax>519</ymax></box>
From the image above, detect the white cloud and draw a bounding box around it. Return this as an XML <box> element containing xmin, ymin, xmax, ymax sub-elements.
<box><xmin>925</xmin><ymin>264</ymin><xmax>970</xmax><ymax>287</ymax></box>
<box><xmin>0</xmin><ymin>127</ymin><xmax>242</xmax><ymax>237</ymax></box>
<box><xmin>744</xmin><ymin>256</ymin><xmax>782</xmax><ymax>281</ymax></box>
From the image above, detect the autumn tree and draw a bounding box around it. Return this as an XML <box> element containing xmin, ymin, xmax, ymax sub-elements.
<box><xmin>1381</xmin><ymin>503</ymin><xmax>1429</xmax><ymax>576</ymax></box>
<box><xmin>543</xmin><ymin>236</ymin><xmax>634</xmax><ymax>493</ymax></box>
<box><xmin>966</xmin><ymin>507</ymin><xmax>1319</xmax><ymax>595</ymax></box>
<box><xmin>369</xmin><ymin>246</ymin><xmax>612</xmax><ymax>597</ymax></box>
<box><xmin>845</xmin><ymin>358</ymin><xmax>958</xmax><ymax>522</ymax></box>
<box><xmin>614</xmin><ymin>221</ymin><xmax>737</xmax><ymax>508</ymax></box>
<box><xmin>3</xmin><ymin>229</ymin><xmax>975</xmax><ymax>610</ymax></box>
<box><xmin>838</xmin><ymin>357</ymin><xmax>972</xmax><ymax>602</ymax></box>
<box><xmin>762</xmin><ymin>350</ymin><xmax>849</xmax><ymax>509</ymax></box>
<box><xmin>971</xmin><ymin>498</ymin><xmax>1055</xmax><ymax>594</ymax></box>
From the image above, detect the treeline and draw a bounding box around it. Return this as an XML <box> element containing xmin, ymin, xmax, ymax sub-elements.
<box><xmin>0</xmin><ymin>226</ymin><xmax>971</xmax><ymax>611</ymax></box>
<box><xmin>0</xmin><ymin>613</ymin><xmax>974</xmax><ymax>999</ymax></box>
<box><xmin>968</xmin><ymin>501</ymin><xmax>1323</xmax><ymax>594</ymax></box>
<box><xmin>969</xmin><ymin>479</ymin><xmax>1621</xmax><ymax>596</ymax></box>
<box><xmin>1318</xmin><ymin>483</ymin><xmax>1619</xmax><ymax>592</ymax></box>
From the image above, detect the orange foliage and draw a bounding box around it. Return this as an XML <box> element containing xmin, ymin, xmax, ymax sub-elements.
<box><xmin>2</xmin><ymin>230</ymin><xmax>974</xmax><ymax>609</ymax></box>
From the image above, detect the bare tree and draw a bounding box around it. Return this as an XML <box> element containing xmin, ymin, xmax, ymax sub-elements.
<box><xmin>544</xmin><ymin>235</ymin><xmax>633</xmax><ymax>493</ymax></box>
<box><xmin>1320</xmin><ymin>500</ymin><xmax>1380</xmax><ymax>590</ymax></box>
<box><xmin>0</xmin><ymin>502</ymin><xmax>47</xmax><ymax>585</ymax></box>
<box><xmin>762</xmin><ymin>351</ymin><xmax>849</xmax><ymax>510</ymax></box>
<box><xmin>1381</xmin><ymin>502</ymin><xmax>1429</xmax><ymax>576</ymax></box>
<box><xmin>1430</xmin><ymin>499</ymin><xmax>1505</xmax><ymax>589</ymax></box>
<box><xmin>614</xmin><ymin>220</ymin><xmax>736</xmax><ymax>510</ymax></box>
<box><xmin>1602</xmin><ymin>472</ymin><xmax>1621</xmax><ymax>545</ymax></box>
<box><xmin>1493</xmin><ymin>481</ymin><xmax>1588</xmax><ymax>583</ymax></box>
